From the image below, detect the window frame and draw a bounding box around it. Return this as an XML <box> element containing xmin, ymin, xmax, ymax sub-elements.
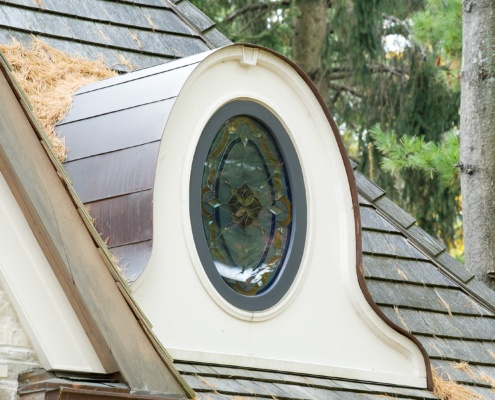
<box><xmin>189</xmin><ymin>100</ymin><xmax>307</xmax><ymax>311</ymax></box>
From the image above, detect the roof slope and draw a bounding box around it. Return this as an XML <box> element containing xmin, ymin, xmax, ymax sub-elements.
<box><xmin>0</xmin><ymin>47</ymin><xmax>192</xmax><ymax>398</ymax></box>
<box><xmin>169</xmin><ymin>167</ymin><xmax>495</xmax><ymax>400</ymax></box>
<box><xmin>354</xmin><ymin>164</ymin><xmax>495</xmax><ymax>400</ymax></box>
<box><xmin>0</xmin><ymin>0</ymin><xmax>230</xmax><ymax>71</ymax></box>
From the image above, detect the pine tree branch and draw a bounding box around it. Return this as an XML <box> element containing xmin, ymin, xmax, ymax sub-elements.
<box><xmin>368</xmin><ymin>63</ymin><xmax>405</xmax><ymax>77</ymax></box>
<box><xmin>328</xmin><ymin>83</ymin><xmax>363</xmax><ymax>98</ymax></box>
<box><xmin>223</xmin><ymin>1</ymin><xmax>291</xmax><ymax>24</ymax></box>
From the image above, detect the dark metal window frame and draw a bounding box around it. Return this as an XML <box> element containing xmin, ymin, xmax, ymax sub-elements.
<box><xmin>190</xmin><ymin>100</ymin><xmax>307</xmax><ymax>311</ymax></box>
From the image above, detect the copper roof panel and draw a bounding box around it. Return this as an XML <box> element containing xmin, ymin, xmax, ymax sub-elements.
<box><xmin>62</xmin><ymin>63</ymin><xmax>196</xmax><ymax>123</ymax></box>
<box><xmin>64</xmin><ymin>142</ymin><xmax>159</xmax><ymax>203</ymax></box>
<box><xmin>60</xmin><ymin>99</ymin><xmax>173</xmax><ymax>161</ymax></box>
<box><xmin>86</xmin><ymin>190</ymin><xmax>153</xmax><ymax>248</ymax></box>
<box><xmin>76</xmin><ymin>52</ymin><xmax>209</xmax><ymax>94</ymax></box>
<box><xmin>111</xmin><ymin>241</ymin><xmax>153</xmax><ymax>283</ymax></box>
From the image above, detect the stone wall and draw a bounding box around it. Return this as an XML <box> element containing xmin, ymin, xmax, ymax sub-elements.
<box><xmin>0</xmin><ymin>279</ymin><xmax>40</xmax><ymax>400</ymax></box>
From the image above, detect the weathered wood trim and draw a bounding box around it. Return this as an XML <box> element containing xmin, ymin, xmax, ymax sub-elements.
<box><xmin>18</xmin><ymin>370</ymin><xmax>182</xmax><ymax>400</ymax></box>
<box><xmin>0</xmin><ymin>56</ymin><xmax>191</xmax><ymax>397</ymax></box>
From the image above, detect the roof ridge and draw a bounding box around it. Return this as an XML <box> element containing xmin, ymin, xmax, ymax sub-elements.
<box><xmin>351</xmin><ymin>160</ymin><xmax>495</xmax><ymax>313</ymax></box>
<box><xmin>163</xmin><ymin>0</ymin><xmax>231</xmax><ymax>48</ymax></box>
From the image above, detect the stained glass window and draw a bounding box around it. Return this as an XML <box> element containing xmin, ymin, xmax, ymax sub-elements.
<box><xmin>201</xmin><ymin>116</ymin><xmax>292</xmax><ymax>296</ymax></box>
<box><xmin>190</xmin><ymin>100</ymin><xmax>306</xmax><ymax>311</ymax></box>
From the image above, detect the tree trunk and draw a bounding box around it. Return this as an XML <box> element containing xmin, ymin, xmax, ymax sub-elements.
<box><xmin>292</xmin><ymin>0</ymin><xmax>328</xmax><ymax>93</ymax></box>
<box><xmin>460</xmin><ymin>0</ymin><xmax>495</xmax><ymax>289</ymax></box>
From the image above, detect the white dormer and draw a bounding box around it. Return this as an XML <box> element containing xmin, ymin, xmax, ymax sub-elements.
<box><xmin>61</xmin><ymin>44</ymin><xmax>429</xmax><ymax>389</ymax></box>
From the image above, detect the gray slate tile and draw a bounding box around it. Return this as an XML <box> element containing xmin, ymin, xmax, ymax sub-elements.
<box><xmin>432</xmin><ymin>359</ymin><xmax>495</xmax><ymax>386</ymax></box>
<box><xmin>363</xmin><ymin>255</ymin><xmax>457</xmax><ymax>287</ymax></box>
<box><xmin>24</xmin><ymin>11</ymin><xmax>73</xmax><ymax>38</ymax></box>
<box><xmin>362</xmin><ymin>231</ymin><xmax>428</xmax><ymax>260</ymax></box>
<box><xmin>354</xmin><ymin>171</ymin><xmax>384</xmax><ymax>201</ymax></box>
<box><xmin>358</xmin><ymin>195</ymin><xmax>371</xmax><ymax>206</ymax></box>
<box><xmin>418</xmin><ymin>336</ymin><xmax>495</xmax><ymax>365</ymax></box>
<box><xmin>374</xmin><ymin>196</ymin><xmax>416</xmax><ymax>228</ymax></box>
<box><xmin>4</xmin><ymin>28</ymin><xmax>32</xmax><ymax>45</ymax></box>
<box><xmin>31</xmin><ymin>36</ymin><xmax>99</xmax><ymax>62</ymax></box>
<box><xmin>381</xmin><ymin>306</ymin><xmax>495</xmax><ymax>339</ymax></box>
<box><xmin>362</xmin><ymin>383</ymin><xmax>437</xmax><ymax>399</ymax></box>
<box><xmin>182</xmin><ymin>374</ymin><xmax>213</xmax><ymax>391</ymax></box>
<box><xmin>98</xmin><ymin>2</ymin><xmax>151</xmax><ymax>27</ymax></box>
<box><xmin>202</xmin><ymin>377</ymin><xmax>249</xmax><ymax>395</ymax></box>
<box><xmin>121</xmin><ymin>51</ymin><xmax>173</xmax><ymax>70</ymax></box>
<box><xmin>70</xmin><ymin>0</ymin><xmax>107</xmax><ymax>20</ymax></box>
<box><xmin>118</xmin><ymin>0</ymin><xmax>169</xmax><ymax>8</ymax></box>
<box><xmin>202</xmin><ymin>28</ymin><xmax>232</xmax><ymax>47</ymax></box>
<box><xmin>101</xmin><ymin>25</ymin><xmax>142</xmax><ymax>51</ymax></box>
<box><xmin>173</xmin><ymin>0</ymin><xmax>215</xmax><ymax>32</ymax></box>
<box><xmin>367</xmin><ymin>281</ymin><xmax>492</xmax><ymax>316</ymax></box>
<box><xmin>236</xmin><ymin>379</ymin><xmax>290</xmax><ymax>398</ymax></box>
<box><xmin>161</xmin><ymin>32</ymin><xmax>210</xmax><ymax>57</ymax></box>
<box><xmin>0</xmin><ymin>5</ymin><xmax>31</xmax><ymax>31</ymax></box>
<box><xmin>172</xmin><ymin>362</ymin><xmax>200</xmax><ymax>374</ymax></box>
<box><xmin>66</xmin><ymin>18</ymin><xmax>108</xmax><ymax>44</ymax></box>
<box><xmin>36</xmin><ymin>0</ymin><xmax>76</xmax><ymax>15</ymax></box>
<box><xmin>195</xmin><ymin>394</ymin><xmax>235</xmax><ymax>400</ymax></box>
<box><xmin>406</xmin><ymin>224</ymin><xmax>446</xmax><ymax>256</ymax></box>
<box><xmin>465</xmin><ymin>279</ymin><xmax>495</xmax><ymax>310</ymax></box>
<box><xmin>360</xmin><ymin>206</ymin><xmax>399</xmax><ymax>232</ymax></box>
<box><xmin>0</xmin><ymin>28</ymin><xmax>14</xmax><ymax>45</ymax></box>
<box><xmin>435</xmin><ymin>252</ymin><xmax>476</xmax><ymax>284</ymax></box>
<box><xmin>2</xmin><ymin>0</ymin><xmax>36</xmax><ymax>8</ymax></box>
<box><xmin>470</xmin><ymin>387</ymin><xmax>495</xmax><ymax>400</ymax></box>
<box><xmin>142</xmin><ymin>8</ymin><xmax>195</xmax><ymax>35</ymax></box>
<box><xmin>271</xmin><ymin>382</ymin><xmax>315</xmax><ymax>399</ymax></box>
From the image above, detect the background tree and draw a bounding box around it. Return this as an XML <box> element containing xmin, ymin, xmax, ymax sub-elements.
<box><xmin>191</xmin><ymin>0</ymin><xmax>461</xmax><ymax>249</ymax></box>
<box><xmin>460</xmin><ymin>0</ymin><xmax>495</xmax><ymax>288</ymax></box>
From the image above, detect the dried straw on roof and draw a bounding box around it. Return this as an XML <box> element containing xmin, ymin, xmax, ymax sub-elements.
<box><xmin>0</xmin><ymin>37</ymin><xmax>116</xmax><ymax>161</ymax></box>
<box><xmin>433</xmin><ymin>369</ymin><xmax>482</xmax><ymax>400</ymax></box>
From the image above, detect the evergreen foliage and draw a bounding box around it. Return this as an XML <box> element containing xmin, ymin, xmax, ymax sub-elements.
<box><xmin>190</xmin><ymin>0</ymin><xmax>461</xmax><ymax>248</ymax></box>
<box><xmin>371</xmin><ymin>125</ymin><xmax>460</xmax><ymax>193</ymax></box>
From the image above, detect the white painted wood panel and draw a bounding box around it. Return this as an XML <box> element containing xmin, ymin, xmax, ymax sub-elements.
<box><xmin>0</xmin><ymin>172</ymin><xmax>105</xmax><ymax>373</ymax></box>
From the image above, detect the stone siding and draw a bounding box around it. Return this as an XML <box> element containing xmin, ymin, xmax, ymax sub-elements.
<box><xmin>0</xmin><ymin>280</ymin><xmax>40</xmax><ymax>400</ymax></box>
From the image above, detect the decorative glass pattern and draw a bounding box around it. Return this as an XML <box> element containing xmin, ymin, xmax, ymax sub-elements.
<box><xmin>201</xmin><ymin>116</ymin><xmax>292</xmax><ymax>296</ymax></box>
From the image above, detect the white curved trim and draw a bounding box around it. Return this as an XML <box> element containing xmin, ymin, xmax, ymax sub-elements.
<box><xmin>179</xmin><ymin>98</ymin><xmax>312</xmax><ymax>322</ymax></box>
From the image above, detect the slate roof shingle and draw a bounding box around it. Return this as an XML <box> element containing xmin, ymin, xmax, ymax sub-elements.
<box><xmin>168</xmin><ymin>166</ymin><xmax>495</xmax><ymax>399</ymax></box>
<box><xmin>0</xmin><ymin>0</ymin><xmax>230</xmax><ymax>72</ymax></box>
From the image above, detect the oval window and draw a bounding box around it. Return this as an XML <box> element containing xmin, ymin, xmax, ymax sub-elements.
<box><xmin>190</xmin><ymin>101</ymin><xmax>306</xmax><ymax>311</ymax></box>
